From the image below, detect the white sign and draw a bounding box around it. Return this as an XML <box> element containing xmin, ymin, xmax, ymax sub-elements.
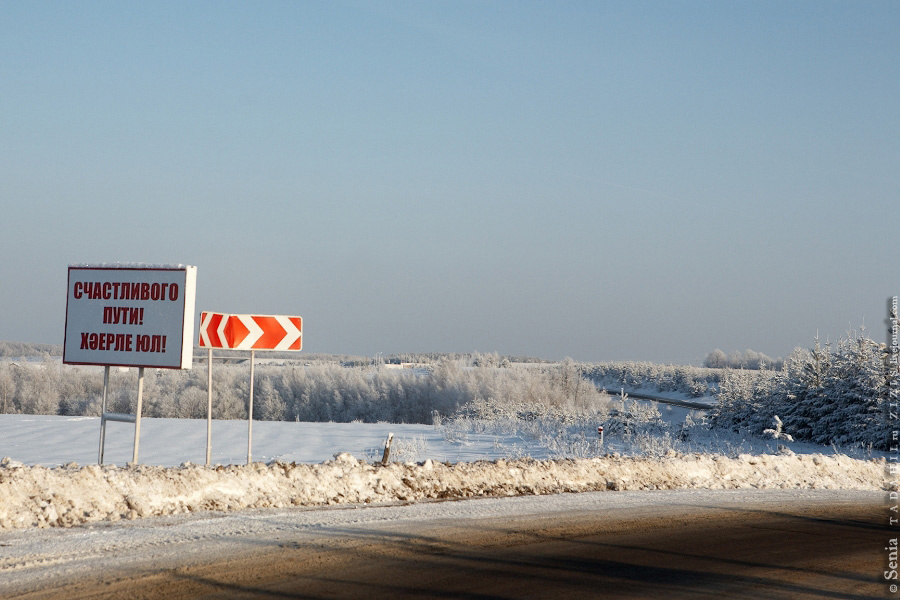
<box><xmin>63</xmin><ymin>264</ymin><xmax>197</xmax><ymax>369</ymax></box>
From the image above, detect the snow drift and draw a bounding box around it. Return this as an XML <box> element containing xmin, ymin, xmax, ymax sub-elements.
<box><xmin>0</xmin><ymin>452</ymin><xmax>885</xmax><ymax>530</ymax></box>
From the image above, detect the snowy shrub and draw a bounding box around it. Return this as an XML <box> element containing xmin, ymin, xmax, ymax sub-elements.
<box><xmin>762</xmin><ymin>416</ymin><xmax>794</xmax><ymax>442</ymax></box>
<box><xmin>389</xmin><ymin>436</ymin><xmax>428</xmax><ymax>463</ymax></box>
<box><xmin>541</xmin><ymin>428</ymin><xmax>601</xmax><ymax>459</ymax></box>
<box><xmin>629</xmin><ymin>431</ymin><xmax>677</xmax><ymax>457</ymax></box>
<box><xmin>441</xmin><ymin>361</ymin><xmax>615</xmax><ymax>459</ymax></box>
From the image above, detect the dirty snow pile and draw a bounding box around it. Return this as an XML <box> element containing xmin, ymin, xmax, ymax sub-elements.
<box><xmin>0</xmin><ymin>451</ymin><xmax>885</xmax><ymax>530</ymax></box>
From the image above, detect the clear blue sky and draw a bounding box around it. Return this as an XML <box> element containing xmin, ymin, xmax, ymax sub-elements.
<box><xmin>1</xmin><ymin>1</ymin><xmax>898</xmax><ymax>364</ymax></box>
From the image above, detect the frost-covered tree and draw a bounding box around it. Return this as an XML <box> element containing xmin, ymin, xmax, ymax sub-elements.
<box><xmin>703</xmin><ymin>349</ymin><xmax>728</xmax><ymax>369</ymax></box>
<box><xmin>15</xmin><ymin>365</ymin><xmax>60</xmax><ymax>415</ymax></box>
<box><xmin>0</xmin><ymin>365</ymin><xmax>15</xmax><ymax>414</ymax></box>
<box><xmin>175</xmin><ymin>386</ymin><xmax>207</xmax><ymax>419</ymax></box>
<box><xmin>713</xmin><ymin>329</ymin><xmax>891</xmax><ymax>450</ymax></box>
<box><xmin>256</xmin><ymin>377</ymin><xmax>286</xmax><ymax>421</ymax></box>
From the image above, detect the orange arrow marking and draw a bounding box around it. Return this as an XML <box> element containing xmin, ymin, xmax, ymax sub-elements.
<box><xmin>227</xmin><ymin>316</ymin><xmax>251</xmax><ymax>349</ymax></box>
<box><xmin>252</xmin><ymin>316</ymin><xmax>286</xmax><ymax>349</ymax></box>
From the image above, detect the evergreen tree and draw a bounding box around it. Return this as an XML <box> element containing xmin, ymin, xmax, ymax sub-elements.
<box><xmin>713</xmin><ymin>329</ymin><xmax>892</xmax><ymax>450</ymax></box>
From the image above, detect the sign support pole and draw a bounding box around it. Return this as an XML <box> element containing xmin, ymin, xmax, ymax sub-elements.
<box><xmin>133</xmin><ymin>367</ymin><xmax>144</xmax><ymax>464</ymax></box>
<box><xmin>98</xmin><ymin>366</ymin><xmax>110</xmax><ymax>465</ymax></box>
<box><xmin>247</xmin><ymin>349</ymin><xmax>255</xmax><ymax>464</ymax></box>
<box><xmin>206</xmin><ymin>347</ymin><xmax>213</xmax><ymax>466</ymax></box>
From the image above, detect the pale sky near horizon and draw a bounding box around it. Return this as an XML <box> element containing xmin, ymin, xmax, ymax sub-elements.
<box><xmin>1</xmin><ymin>1</ymin><xmax>898</xmax><ymax>365</ymax></box>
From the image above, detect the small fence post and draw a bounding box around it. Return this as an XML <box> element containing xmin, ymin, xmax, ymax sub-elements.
<box><xmin>381</xmin><ymin>432</ymin><xmax>394</xmax><ymax>466</ymax></box>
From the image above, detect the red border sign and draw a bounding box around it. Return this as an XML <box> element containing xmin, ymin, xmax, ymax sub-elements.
<box><xmin>63</xmin><ymin>265</ymin><xmax>197</xmax><ymax>369</ymax></box>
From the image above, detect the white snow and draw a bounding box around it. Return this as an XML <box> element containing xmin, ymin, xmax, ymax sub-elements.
<box><xmin>68</xmin><ymin>262</ymin><xmax>190</xmax><ymax>269</ymax></box>
<box><xmin>0</xmin><ymin>414</ymin><xmax>887</xmax><ymax>531</ymax></box>
<box><xmin>0</xmin><ymin>415</ymin><xmax>515</xmax><ymax>467</ymax></box>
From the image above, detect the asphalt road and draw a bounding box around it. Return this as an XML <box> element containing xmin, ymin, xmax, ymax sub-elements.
<box><xmin>3</xmin><ymin>490</ymin><xmax>888</xmax><ymax>600</ymax></box>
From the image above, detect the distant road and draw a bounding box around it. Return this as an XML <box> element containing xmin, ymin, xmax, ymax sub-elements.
<box><xmin>616</xmin><ymin>389</ymin><xmax>714</xmax><ymax>410</ymax></box>
<box><xmin>4</xmin><ymin>489</ymin><xmax>884</xmax><ymax>599</ymax></box>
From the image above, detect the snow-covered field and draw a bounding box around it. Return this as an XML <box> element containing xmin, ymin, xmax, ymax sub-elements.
<box><xmin>0</xmin><ymin>415</ymin><xmax>500</xmax><ymax>467</ymax></box>
<box><xmin>0</xmin><ymin>413</ymin><xmax>887</xmax><ymax>531</ymax></box>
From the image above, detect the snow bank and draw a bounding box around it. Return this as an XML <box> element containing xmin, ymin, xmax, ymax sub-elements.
<box><xmin>0</xmin><ymin>452</ymin><xmax>885</xmax><ymax>530</ymax></box>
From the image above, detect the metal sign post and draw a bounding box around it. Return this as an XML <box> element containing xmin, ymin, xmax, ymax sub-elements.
<box><xmin>132</xmin><ymin>367</ymin><xmax>144</xmax><ymax>463</ymax></box>
<box><xmin>98</xmin><ymin>366</ymin><xmax>110</xmax><ymax>464</ymax></box>
<box><xmin>248</xmin><ymin>350</ymin><xmax>255</xmax><ymax>464</ymax></box>
<box><xmin>97</xmin><ymin>367</ymin><xmax>146</xmax><ymax>465</ymax></box>
<box><xmin>206</xmin><ymin>347</ymin><xmax>213</xmax><ymax>466</ymax></box>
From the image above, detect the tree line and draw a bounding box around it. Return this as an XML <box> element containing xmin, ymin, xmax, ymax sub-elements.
<box><xmin>2</xmin><ymin>338</ymin><xmax>893</xmax><ymax>451</ymax></box>
<box><xmin>702</xmin><ymin>348</ymin><xmax>784</xmax><ymax>370</ymax></box>
<box><xmin>0</xmin><ymin>356</ymin><xmax>607</xmax><ymax>424</ymax></box>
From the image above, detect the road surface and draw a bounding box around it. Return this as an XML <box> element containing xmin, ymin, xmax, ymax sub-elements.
<box><xmin>1</xmin><ymin>489</ymin><xmax>886</xmax><ymax>599</ymax></box>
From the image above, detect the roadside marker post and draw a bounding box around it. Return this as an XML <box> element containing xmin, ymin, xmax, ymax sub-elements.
<box><xmin>381</xmin><ymin>433</ymin><xmax>394</xmax><ymax>466</ymax></box>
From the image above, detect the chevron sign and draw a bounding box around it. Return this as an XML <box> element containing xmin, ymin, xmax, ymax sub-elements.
<box><xmin>198</xmin><ymin>312</ymin><xmax>302</xmax><ymax>351</ymax></box>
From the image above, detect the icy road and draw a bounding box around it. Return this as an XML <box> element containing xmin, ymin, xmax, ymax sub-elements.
<box><xmin>1</xmin><ymin>488</ymin><xmax>884</xmax><ymax>599</ymax></box>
